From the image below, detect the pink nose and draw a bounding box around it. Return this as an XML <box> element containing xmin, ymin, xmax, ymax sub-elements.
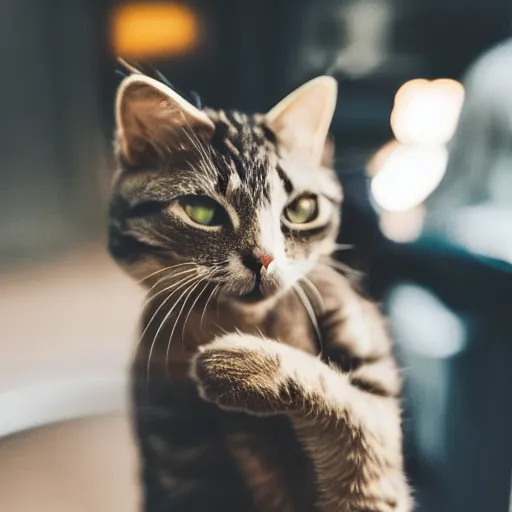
<box><xmin>258</xmin><ymin>254</ymin><xmax>274</xmax><ymax>270</ymax></box>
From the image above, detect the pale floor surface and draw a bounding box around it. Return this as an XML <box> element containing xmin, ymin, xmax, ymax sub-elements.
<box><xmin>0</xmin><ymin>246</ymin><xmax>143</xmax><ymax>511</ymax></box>
<box><xmin>0</xmin><ymin>244</ymin><xmax>144</xmax><ymax>392</ymax></box>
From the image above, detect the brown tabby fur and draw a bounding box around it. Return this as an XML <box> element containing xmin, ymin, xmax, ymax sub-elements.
<box><xmin>109</xmin><ymin>67</ymin><xmax>412</xmax><ymax>511</ymax></box>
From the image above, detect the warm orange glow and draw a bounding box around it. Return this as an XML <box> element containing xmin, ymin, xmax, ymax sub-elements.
<box><xmin>111</xmin><ymin>2</ymin><xmax>199</xmax><ymax>59</ymax></box>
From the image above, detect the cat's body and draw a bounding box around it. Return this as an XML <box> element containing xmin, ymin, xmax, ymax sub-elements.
<box><xmin>109</xmin><ymin>66</ymin><xmax>411</xmax><ymax>511</ymax></box>
<box><xmin>134</xmin><ymin>267</ymin><xmax>408</xmax><ymax>512</ymax></box>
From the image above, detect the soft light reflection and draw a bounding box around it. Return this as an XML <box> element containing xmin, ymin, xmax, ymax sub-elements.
<box><xmin>111</xmin><ymin>2</ymin><xmax>199</xmax><ymax>59</ymax></box>
<box><xmin>391</xmin><ymin>79</ymin><xmax>465</xmax><ymax>146</ymax></box>
<box><xmin>379</xmin><ymin>206</ymin><xmax>425</xmax><ymax>242</ymax></box>
<box><xmin>371</xmin><ymin>145</ymin><xmax>448</xmax><ymax>212</ymax></box>
<box><xmin>388</xmin><ymin>284</ymin><xmax>467</xmax><ymax>359</ymax></box>
<box><xmin>371</xmin><ymin>78</ymin><xmax>464</xmax><ymax>214</ymax></box>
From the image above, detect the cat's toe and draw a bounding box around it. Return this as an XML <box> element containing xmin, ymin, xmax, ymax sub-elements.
<box><xmin>190</xmin><ymin>337</ymin><xmax>285</xmax><ymax>414</ymax></box>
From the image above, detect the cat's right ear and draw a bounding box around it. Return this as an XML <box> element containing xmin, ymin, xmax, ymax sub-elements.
<box><xmin>115</xmin><ymin>74</ymin><xmax>215</xmax><ymax>166</ymax></box>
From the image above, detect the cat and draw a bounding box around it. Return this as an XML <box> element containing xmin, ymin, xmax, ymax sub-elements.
<box><xmin>108</xmin><ymin>66</ymin><xmax>412</xmax><ymax>512</ymax></box>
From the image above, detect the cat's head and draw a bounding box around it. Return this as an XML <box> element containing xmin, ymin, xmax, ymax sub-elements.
<box><xmin>109</xmin><ymin>73</ymin><xmax>342</xmax><ymax>303</ymax></box>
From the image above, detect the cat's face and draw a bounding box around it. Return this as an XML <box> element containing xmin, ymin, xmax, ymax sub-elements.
<box><xmin>109</xmin><ymin>74</ymin><xmax>342</xmax><ymax>303</ymax></box>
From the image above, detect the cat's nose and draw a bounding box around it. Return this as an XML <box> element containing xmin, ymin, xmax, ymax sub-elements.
<box><xmin>240</xmin><ymin>252</ymin><xmax>274</xmax><ymax>273</ymax></box>
<box><xmin>258</xmin><ymin>254</ymin><xmax>274</xmax><ymax>270</ymax></box>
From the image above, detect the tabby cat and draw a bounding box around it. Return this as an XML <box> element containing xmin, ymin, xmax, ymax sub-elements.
<box><xmin>108</xmin><ymin>66</ymin><xmax>412</xmax><ymax>512</ymax></box>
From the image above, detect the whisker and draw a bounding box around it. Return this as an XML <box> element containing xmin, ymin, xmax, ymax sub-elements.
<box><xmin>180</xmin><ymin>125</ymin><xmax>217</xmax><ymax>180</ymax></box>
<box><xmin>165</xmin><ymin>277</ymin><xmax>207</xmax><ymax>376</ymax></box>
<box><xmin>300</xmin><ymin>277</ymin><xmax>326</xmax><ymax>314</ymax></box>
<box><xmin>320</xmin><ymin>258</ymin><xmax>363</xmax><ymax>279</ymax></box>
<box><xmin>216</xmin><ymin>326</ymin><xmax>229</xmax><ymax>335</ymax></box>
<box><xmin>137</xmin><ymin>262</ymin><xmax>196</xmax><ymax>285</ymax></box>
<box><xmin>332</xmin><ymin>243</ymin><xmax>354</xmax><ymax>252</ymax></box>
<box><xmin>144</xmin><ymin>267</ymin><xmax>197</xmax><ymax>300</ymax></box>
<box><xmin>143</xmin><ymin>267</ymin><xmax>199</xmax><ymax>310</ymax></box>
<box><xmin>145</xmin><ymin>275</ymin><xmax>202</xmax><ymax>390</ymax></box>
<box><xmin>139</xmin><ymin>272</ymin><xmax>200</xmax><ymax>354</ymax></box>
<box><xmin>200</xmin><ymin>283</ymin><xmax>220</xmax><ymax>331</ymax></box>
<box><xmin>180</xmin><ymin>277</ymin><xmax>212</xmax><ymax>344</ymax></box>
<box><xmin>293</xmin><ymin>284</ymin><xmax>324</xmax><ymax>358</ymax></box>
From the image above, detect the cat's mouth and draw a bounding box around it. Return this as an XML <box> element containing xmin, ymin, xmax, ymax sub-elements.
<box><xmin>236</xmin><ymin>286</ymin><xmax>265</xmax><ymax>303</ymax></box>
<box><xmin>234</xmin><ymin>270</ymin><xmax>281</xmax><ymax>304</ymax></box>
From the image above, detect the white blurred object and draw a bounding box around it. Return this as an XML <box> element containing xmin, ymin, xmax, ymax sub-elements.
<box><xmin>388</xmin><ymin>284</ymin><xmax>467</xmax><ymax>359</ymax></box>
<box><xmin>387</xmin><ymin>283</ymin><xmax>462</xmax><ymax>468</ymax></box>
<box><xmin>446</xmin><ymin>206</ymin><xmax>512</xmax><ymax>264</ymax></box>
<box><xmin>371</xmin><ymin>145</ymin><xmax>448</xmax><ymax>212</ymax></box>
<box><xmin>371</xmin><ymin>78</ymin><xmax>464</xmax><ymax>216</ymax></box>
<box><xmin>424</xmin><ymin>39</ymin><xmax>512</xmax><ymax>251</ymax></box>
<box><xmin>391</xmin><ymin>79</ymin><xmax>465</xmax><ymax>146</ymax></box>
<box><xmin>379</xmin><ymin>206</ymin><xmax>425</xmax><ymax>242</ymax></box>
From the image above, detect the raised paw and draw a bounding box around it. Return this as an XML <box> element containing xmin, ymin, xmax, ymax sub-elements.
<box><xmin>190</xmin><ymin>334</ymin><xmax>294</xmax><ymax>415</ymax></box>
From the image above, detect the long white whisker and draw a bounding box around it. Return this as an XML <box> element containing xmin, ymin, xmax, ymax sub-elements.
<box><xmin>332</xmin><ymin>243</ymin><xmax>354</xmax><ymax>252</ymax></box>
<box><xmin>145</xmin><ymin>274</ymin><xmax>202</xmax><ymax>388</ymax></box>
<box><xmin>180</xmin><ymin>278</ymin><xmax>212</xmax><ymax>343</ymax></box>
<box><xmin>172</xmin><ymin>277</ymin><xmax>206</xmax><ymax>352</ymax></box>
<box><xmin>180</xmin><ymin>126</ymin><xmax>217</xmax><ymax>180</ymax></box>
<box><xmin>137</xmin><ymin>262</ymin><xmax>196</xmax><ymax>285</ymax></box>
<box><xmin>200</xmin><ymin>283</ymin><xmax>220</xmax><ymax>331</ymax></box>
<box><xmin>142</xmin><ymin>268</ymin><xmax>199</xmax><ymax>310</ymax></box>
<box><xmin>140</xmin><ymin>275</ymin><xmax>199</xmax><ymax>369</ymax></box>
<box><xmin>144</xmin><ymin>267</ymin><xmax>196</xmax><ymax>299</ymax></box>
<box><xmin>139</xmin><ymin>272</ymin><xmax>200</xmax><ymax>347</ymax></box>
<box><xmin>293</xmin><ymin>284</ymin><xmax>323</xmax><ymax>358</ymax></box>
<box><xmin>165</xmin><ymin>278</ymin><xmax>204</xmax><ymax>377</ymax></box>
<box><xmin>300</xmin><ymin>277</ymin><xmax>326</xmax><ymax>314</ymax></box>
<box><xmin>165</xmin><ymin>277</ymin><xmax>209</xmax><ymax>376</ymax></box>
<box><xmin>320</xmin><ymin>258</ymin><xmax>363</xmax><ymax>278</ymax></box>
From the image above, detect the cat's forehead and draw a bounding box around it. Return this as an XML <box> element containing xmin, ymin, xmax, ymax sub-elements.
<box><xmin>201</xmin><ymin>109</ymin><xmax>341</xmax><ymax>206</ymax></box>
<box><xmin>203</xmin><ymin>109</ymin><xmax>278</xmax><ymax>201</ymax></box>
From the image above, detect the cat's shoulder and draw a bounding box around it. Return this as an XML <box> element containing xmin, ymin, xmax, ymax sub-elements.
<box><xmin>307</xmin><ymin>265</ymin><xmax>356</xmax><ymax>296</ymax></box>
<box><xmin>306</xmin><ymin>264</ymin><xmax>375</xmax><ymax>314</ymax></box>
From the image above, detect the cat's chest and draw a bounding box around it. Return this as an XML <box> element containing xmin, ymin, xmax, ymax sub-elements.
<box><xmin>137</xmin><ymin>268</ymin><xmax>348</xmax><ymax>380</ymax></box>
<box><xmin>194</xmin><ymin>292</ymin><xmax>319</xmax><ymax>356</ymax></box>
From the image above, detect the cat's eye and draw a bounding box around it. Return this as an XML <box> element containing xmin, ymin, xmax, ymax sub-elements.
<box><xmin>284</xmin><ymin>195</ymin><xmax>318</xmax><ymax>224</ymax></box>
<box><xmin>179</xmin><ymin>196</ymin><xmax>227</xmax><ymax>227</ymax></box>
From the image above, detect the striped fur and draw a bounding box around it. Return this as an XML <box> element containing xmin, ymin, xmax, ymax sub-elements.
<box><xmin>109</xmin><ymin>72</ymin><xmax>412</xmax><ymax>511</ymax></box>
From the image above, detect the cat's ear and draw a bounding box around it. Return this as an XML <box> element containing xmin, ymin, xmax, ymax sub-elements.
<box><xmin>265</xmin><ymin>76</ymin><xmax>337</xmax><ymax>165</ymax></box>
<box><xmin>321</xmin><ymin>134</ymin><xmax>335</xmax><ymax>169</ymax></box>
<box><xmin>115</xmin><ymin>74</ymin><xmax>215</xmax><ymax>165</ymax></box>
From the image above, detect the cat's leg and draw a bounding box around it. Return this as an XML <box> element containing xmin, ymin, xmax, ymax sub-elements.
<box><xmin>191</xmin><ymin>334</ymin><xmax>412</xmax><ymax>512</ymax></box>
<box><xmin>132</xmin><ymin>378</ymin><xmax>255</xmax><ymax>512</ymax></box>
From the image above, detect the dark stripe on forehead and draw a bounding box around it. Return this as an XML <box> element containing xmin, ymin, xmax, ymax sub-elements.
<box><xmin>206</xmin><ymin>109</ymin><xmax>278</xmax><ymax>201</ymax></box>
<box><xmin>276</xmin><ymin>165</ymin><xmax>294</xmax><ymax>194</ymax></box>
<box><xmin>261</xmin><ymin>124</ymin><xmax>277</xmax><ymax>144</ymax></box>
<box><xmin>216</xmin><ymin>170</ymin><xmax>229</xmax><ymax>196</ymax></box>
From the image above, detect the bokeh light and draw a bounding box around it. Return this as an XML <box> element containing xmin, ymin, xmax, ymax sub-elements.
<box><xmin>391</xmin><ymin>78</ymin><xmax>465</xmax><ymax>146</ymax></box>
<box><xmin>371</xmin><ymin>145</ymin><xmax>448</xmax><ymax>212</ymax></box>
<box><xmin>371</xmin><ymin>78</ymin><xmax>465</xmax><ymax>214</ymax></box>
<box><xmin>111</xmin><ymin>2</ymin><xmax>199</xmax><ymax>59</ymax></box>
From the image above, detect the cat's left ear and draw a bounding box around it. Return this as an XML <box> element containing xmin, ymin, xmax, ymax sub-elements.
<box><xmin>265</xmin><ymin>76</ymin><xmax>337</xmax><ymax>165</ymax></box>
<box><xmin>115</xmin><ymin>74</ymin><xmax>215</xmax><ymax>166</ymax></box>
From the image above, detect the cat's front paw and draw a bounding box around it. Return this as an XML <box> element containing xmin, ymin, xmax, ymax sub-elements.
<box><xmin>190</xmin><ymin>334</ymin><xmax>294</xmax><ymax>415</ymax></box>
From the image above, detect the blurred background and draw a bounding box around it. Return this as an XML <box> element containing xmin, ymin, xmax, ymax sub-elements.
<box><xmin>0</xmin><ymin>1</ymin><xmax>511</xmax><ymax>511</ymax></box>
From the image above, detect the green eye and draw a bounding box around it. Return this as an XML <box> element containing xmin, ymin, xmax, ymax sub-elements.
<box><xmin>181</xmin><ymin>196</ymin><xmax>225</xmax><ymax>227</ymax></box>
<box><xmin>185</xmin><ymin>204</ymin><xmax>215</xmax><ymax>225</ymax></box>
<box><xmin>284</xmin><ymin>196</ymin><xmax>318</xmax><ymax>224</ymax></box>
